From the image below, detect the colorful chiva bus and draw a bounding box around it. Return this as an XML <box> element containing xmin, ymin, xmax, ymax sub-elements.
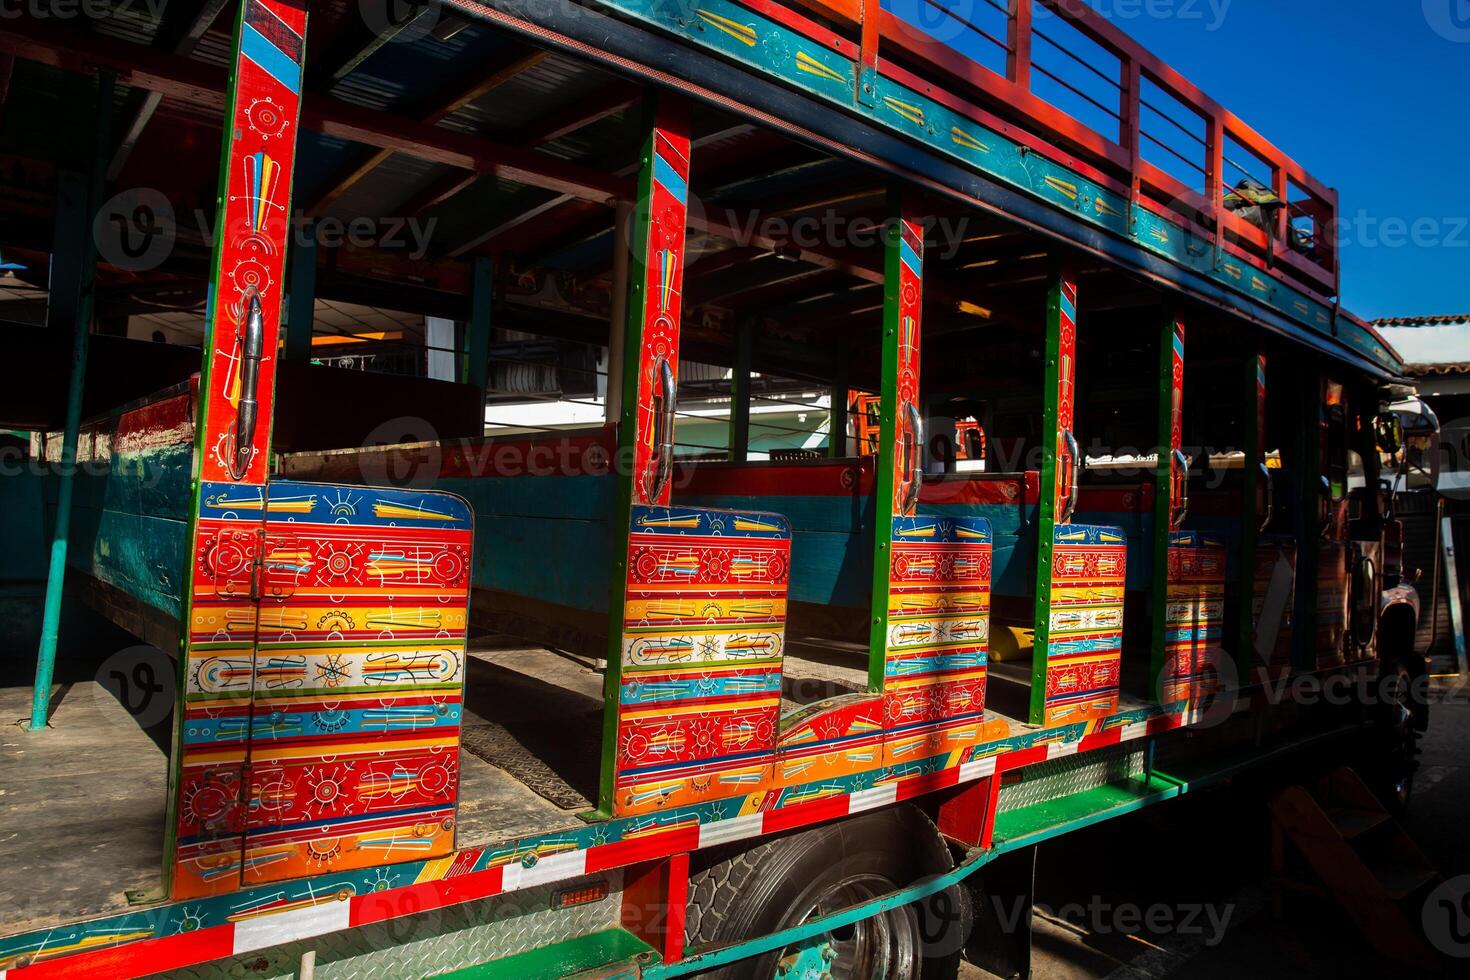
<box><xmin>0</xmin><ymin>0</ymin><xmax>1430</xmax><ymax>976</ymax></box>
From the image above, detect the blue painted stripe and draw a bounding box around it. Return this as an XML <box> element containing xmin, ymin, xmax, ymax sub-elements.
<box><xmin>1060</xmin><ymin>291</ymin><xmax>1077</xmax><ymax>324</ymax></box>
<box><xmin>241</xmin><ymin>23</ymin><xmax>302</xmax><ymax>95</ymax></box>
<box><xmin>899</xmin><ymin>236</ymin><xmax>921</xmax><ymax>278</ymax></box>
<box><xmin>653</xmin><ymin>151</ymin><xmax>689</xmax><ymax>205</ymax></box>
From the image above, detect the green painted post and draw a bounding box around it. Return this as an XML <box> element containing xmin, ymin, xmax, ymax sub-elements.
<box><xmin>865</xmin><ymin>187</ymin><xmax>909</xmax><ymax>693</ymax></box>
<box><xmin>466</xmin><ymin>257</ymin><xmax>493</xmax><ymax>402</ymax></box>
<box><xmin>729</xmin><ymin>319</ymin><xmax>753</xmax><ymax>461</ymax></box>
<box><xmin>1292</xmin><ymin>372</ymin><xmax>1321</xmax><ymax>671</ymax></box>
<box><xmin>1236</xmin><ymin>354</ymin><xmax>1265</xmax><ymax>672</ymax></box>
<box><xmin>29</xmin><ymin>73</ymin><xmax>112</xmax><ymax>732</ymax></box>
<box><xmin>829</xmin><ymin>347</ymin><xmax>849</xmax><ymax>458</ymax></box>
<box><xmin>1027</xmin><ymin>262</ymin><xmax>1076</xmax><ymax>725</ymax></box>
<box><xmin>1149</xmin><ymin>314</ymin><xmax>1177</xmax><ymax>701</ymax></box>
<box><xmin>283</xmin><ymin>221</ymin><xmax>316</xmax><ymax>361</ymax></box>
<box><xmin>598</xmin><ymin>96</ymin><xmax>691</xmax><ymax>816</ymax></box>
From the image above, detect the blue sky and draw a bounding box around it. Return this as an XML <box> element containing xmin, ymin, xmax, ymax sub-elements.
<box><xmin>1074</xmin><ymin>0</ymin><xmax>1470</xmax><ymax>319</ymax></box>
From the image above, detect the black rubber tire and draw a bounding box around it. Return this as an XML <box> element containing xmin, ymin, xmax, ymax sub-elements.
<box><xmin>684</xmin><ymin>805</ymin><xmax>969</xmax><ymax>979</ymax></box>
<box><xmin>1372</xmin><ymin>658</ymin><xmax>1419</xmax><ymax>812</ymax></box>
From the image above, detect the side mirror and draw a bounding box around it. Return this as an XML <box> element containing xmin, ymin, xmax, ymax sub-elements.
<box><xmin>1407</xmin><ymin>567</ymin><xmax>1423</xmax><ymax>586</ymax></box>
<box><xmin>1373</xmin><ymin>412</ymin><xmax>1403</xmax><ymax>455</ymax></box>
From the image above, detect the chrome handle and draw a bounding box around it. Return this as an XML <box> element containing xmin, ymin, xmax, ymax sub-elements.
<box><xmin>230</xmin><ymin>292</ymin><xmax>264</xmax><ymax>480</ymax></box>
<box><xmin>902</xmin><ymin>403</ymin><xmax>924</xmax><ymax>516</ymax></box>
<box><xmin>1058</xmin><ymin>429</ymin><xmax>1080</xmax><ymax>525</ymax></box>
<box><xmin>1170</xmin><ymin>449</ymin><xmax>1189</xmax><ymax>530</ymax></box>
<box><xmin>647</xmin><ymin>357</ymin><xmax>676</xmax><ymax>503</ymax></box>
<box><xmin>1318</xmin><ymin>474</ymin><xmax>1333</xmax><ymax>539</ymax></box>
<box><xmin>1258</xmin><ymin>462</ymin><xmax>1273</xmax><ymax>533</ymax></box>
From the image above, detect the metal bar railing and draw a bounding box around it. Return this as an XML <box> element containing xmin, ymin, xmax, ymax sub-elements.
<box><xmin>792</xmin><ymin>0</ymin><xmax>1340</xmax><ymax>294</ymax></box>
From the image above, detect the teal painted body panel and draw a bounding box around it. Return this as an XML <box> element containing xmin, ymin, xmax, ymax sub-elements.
<box><xmin>56</xmin><ymin>440</ymin><xmax>192</xmax><ymax>620</ymax></box>
<box><xmin>445</xmin><ymin>475</ymin><xmax>614</xmax><ymax>613</ymax></box>
<box><xmin>0</xmin><ymin>469</ymin><xmax>48</xmax><ymax>583</ymax></box>
<box><xmin>675</xmin><ymin>491</ymin><xmax>875</xmax><ymax>607</ymax></box>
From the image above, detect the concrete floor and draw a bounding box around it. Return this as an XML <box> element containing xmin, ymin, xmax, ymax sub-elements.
<box><xmin>962</xmin><ymin>681</ymin><xmax>1470</xmax><ymax>980</ymax></box>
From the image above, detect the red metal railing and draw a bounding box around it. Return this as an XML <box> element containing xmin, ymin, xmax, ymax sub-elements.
<box><xmin>779</xmin><ymin>0</ymin><xmax>1340</xmax><ymax>300</ymax></box>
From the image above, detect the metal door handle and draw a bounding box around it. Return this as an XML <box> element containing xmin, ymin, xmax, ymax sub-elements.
<box><xmin>1258</xmin><ymin>463</ymin><xmax>1274</xmax><ymax>533</ymax></box>
<box><xmin>1170</xmin><ymin>449</ymin><xmax>1190</xmax><ymax>530</ymax></box>
<box><xmin>1058</xmin><ymin>429</ymin><xmax>1079</xmax><ymax>524</ymax></box>
<box><xmin>647</xmin><ymin>357</ymin><xmax>676</xmax><ymax>503</ymax></box>
<box><xmin>230</xmin><ymin>292</ymin><xmax>264</xmax><ymax>480</ymax></box>
<box><xmin>902</xmin><ymin>403</ymin><xmax>924</xmax><ymax>516</ymax></box>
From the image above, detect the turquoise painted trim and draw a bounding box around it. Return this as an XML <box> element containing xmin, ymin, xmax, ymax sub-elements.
<box><xmin>31</xmin><ymin>75</ymin><xmax>113</xmax><ymax>730</ymax></box>
<box><xmin>596</xmin><ymin>0</ymin><xmax>1401</xmax><ymax>377</ymax></box>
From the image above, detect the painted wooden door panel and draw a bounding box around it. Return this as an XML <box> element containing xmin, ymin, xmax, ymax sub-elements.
<box><xmin>243</xmin><ymin>482</ymin><xmax>473</xmax><ymax>885</ymax></box>
<box><xmin>611</xmin><ymin>504</ymin><xmax>792</xmax><ymax>815</ymax></box>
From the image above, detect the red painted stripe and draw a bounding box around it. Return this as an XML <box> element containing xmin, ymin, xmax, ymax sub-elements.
<box><xmin>350</xmin><ymin>865</ymin><xmax>505</xmax><ymax>927</ymax></box>
<box><xmin>1078</xmin><ymin>727</ymin><xmax>1123</xmax><ymax>753</ymax></box>
<box><xmin>996</xmin><ymin>745</ymin><xmax>1049</xmax><ymax>773</ymax></box>
<box><xmin>9</xmin><ymin>925</ymin><xmax>236</xmax><ymax>980</ymax></box>
<box><xmin>761</xmin><ymin>793</ymin><xmax>853</xmax><ymax>834</ymax></box>
<box><xmin>1147</xmin><ymin>714</ymin><xmax>1185</xmax><ymax>735</ymax></box>
<box><xmin>918</xmin><ymin>472</ymin><xmax>1039</xmax><ymax>506</ymax></box>
<box><xmin>587</xmin><ymin>826</ymin><xmax>702</xmax><ymax>873</ymax></box>
<box><xmin>675</xmin><ymin>460</ymin><xmax>874</xmax><ymax>498</ymax></box>
<box><xmin>893</xmin><ymin>766</ymin><xmax>960</xmax><ymax>803</ymax></box>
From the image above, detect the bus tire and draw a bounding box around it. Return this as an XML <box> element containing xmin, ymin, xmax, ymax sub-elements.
<box><xmin>1372</xmin><ymin>654</ymin><xmax>1420</xmax><ymax>811</ymax></box>
<box><xmin>684</xmin><ymin>804</ymin><xmax>969</xmax><ymax>979</ymax></box>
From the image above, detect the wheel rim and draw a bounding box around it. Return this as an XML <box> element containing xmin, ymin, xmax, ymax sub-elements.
<box><xmin>1383</xmin><ymin>664</ymin><xmax>1416</xmax><ymax>804</ymax></box>
<box><xmin>775</xmin><ymin>874</ymin><xmax>922</xmax><ymax>980</ymax></box>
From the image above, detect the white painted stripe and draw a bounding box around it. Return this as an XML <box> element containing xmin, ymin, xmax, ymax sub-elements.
<box><xmin>698</xmin><ymin>812</ymin><xmax>766</xmax><ymax>849</ymax></box>
<box><xmin>1047</xmin><ymin>741</ymin><xmax>1080</xmax><ymax>759</ymax></box>
<box><xmin>506</xmin><ymin>849</ymin><xmax>588</xmax><ymax>891</ymax></box>
<box><xmin>232</xmin><ymin>899</ymin><xmax>351</xmax><ymax>955</ymax></box>
<box><xmin>958</xmin><ymin>756</ymin><xmax>997</xmax><ymax>782</ymax></box>
<box><xmin>1117</xmin><ymin>721</ymin><xmax>1150</xmax><ymax>742</ymax></box>
<box><xmin>848</xmin><ymin>782</ymin><xmax>899</xmax><ymax>813</ymax></box>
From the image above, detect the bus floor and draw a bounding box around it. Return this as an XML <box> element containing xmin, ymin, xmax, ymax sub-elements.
<box><xmin>0</xmin><ymin>679</ymin><xmax>166</xmax><ymax>934</ymax></box>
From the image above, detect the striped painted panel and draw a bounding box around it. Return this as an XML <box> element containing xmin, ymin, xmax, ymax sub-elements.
<box><xmin>613</xmin><ymin>505</ymin><xmax>792</xmax><ymax>815</ymax></box>
<box><xmin>1043</xmin><ymin>524</ymin><xmax>1127</xmax><ymax>725</ymax></box>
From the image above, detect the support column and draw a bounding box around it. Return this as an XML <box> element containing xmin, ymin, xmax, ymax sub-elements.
<box><xmin>283</xmin><ymin>220</ymin><xmax>315</xmax><ymax>361</ymax></box>
<box><xmin>866</xmin><ymin>189</ymin><xmax>925</xmax><ymax>692</ymax></box>
<box><xmin>606</xmin><ymin>200</ymin><xmax>633</xmax><ymax>423</ymax></box>
<box><xmin>465</xmin><ymin>256</ymin><xmax>493</xmax><ymax>406</ymax></box>
<box><xmin>728</xmin><ymin>318</ymin><xmax>753</xmax><ymax>461</ymax></box>
<box><xmin>29</xmin><ymin>72</ymin><xmax>113</xmax><ymax>732</ymax></box>
<box><xmin>1149</xmin><ymin>314</ymin><xmax>1185</xmax><ymax>699</ymax></box>
<box><xmin>601</xmin><ymin>96</ymin><xmax>693</xmax><ymax>815</ymax></box>
<box><xmin>1292</xmin><ymin>372</ymin><xmax>1322</xmax><ymax>672</ymax></box>
<box><xmin>1027</xmin><ymin>262</ymin><xmax>1079</xmax><ymax>725</ymax></box>
<box><xmin>1237</xmin><ymin>353</ymin><xmax>1266</xmax><ymax>671</ymax></box>
<box><xmin>828</xmin><ymin>346</ymin><xmax>849</xmax><ymax>458</ymax></box>
<box><xmin>168</xmin><ymin>0</ymin><xmax>309</xmax><ymax>899</ymax></box>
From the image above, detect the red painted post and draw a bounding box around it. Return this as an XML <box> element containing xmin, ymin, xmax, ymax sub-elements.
<box><xmin>1207</xmin><ymin>115</ymin><xmax>1225</xmax><ymax>251</ymax></box>
<box><xmin>1008</xmin><ymin>0</ymin><xmax>1033</xmax><ymax>90</ymax></box>
<box><xmin>859</xmin><ymin>0</ymin><xmax>879</xmax><ymax>70</ymax></box>
<box><xmin>1120</xmin><ymin>57</ymin><xmax>1142</xmax><ymax>207</ymax></box>
<box><xmin>621</xmin><ymin>852</ymin><xmax>691</xmax><ymax>963</ymax></box>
